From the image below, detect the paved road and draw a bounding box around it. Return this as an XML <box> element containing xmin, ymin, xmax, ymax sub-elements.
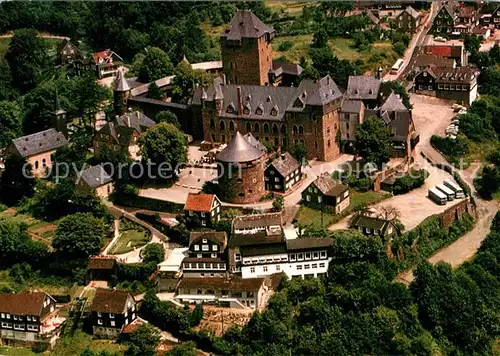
<box><xmin>394</xmin><ymin>95</ymin><xmax>499</xmax><ymax>285</ymax></box>
<box><xmin>383</xmin><ymin>3</ymin><xmax>438</xmax><ymax>82</ymax></box>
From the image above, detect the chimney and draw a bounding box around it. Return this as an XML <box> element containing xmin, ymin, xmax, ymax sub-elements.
<box><xmin>127</xmin><ymin>115</ymin><xmax>131</xmax><ymax>127</ymax></box>
<box><xmin>237</xmin><ymin>86</ymin><xmax>243</xmax><ymax>116</ymax></box>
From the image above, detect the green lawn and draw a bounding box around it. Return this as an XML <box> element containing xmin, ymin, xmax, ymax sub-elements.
<box><xmin>52</xmin><ymin>330</ymin><xmax>126</xmax><ymax>356</ymax></box>
<box><xmin>0</xmin><ymin>37</ymin><xmax>62</xmax><ymax>62</ymax></box>
<box><xmin>0</xmin><ymin>346</ymin><xmax>39</xmax><ymax>356</ymax></box>
<box><xmin>108</xmin><ymin>229</ymin><xmax>151</xmax><ymax>255</ymax></box>
<box><xmin>296</xmin><ymin>190</ymin><xmax>391</xmax><ymax>228</ymax></box>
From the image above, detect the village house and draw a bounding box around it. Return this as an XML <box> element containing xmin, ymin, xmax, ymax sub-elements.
<box><xmin>183</xmin><ymin>193</ymin><xmax>222</xmax><ymax>227</ymax></box>
<box><xmin>422</xmin><ymin>42</ymin><xmax>467</xmax><ymax>66</ymax></box>
<box><xmin>454</xmin><ymin>6</ymin><xmax>479</xmax><ymax>34</ymax></box>
<box><xmin>431</xmin><ymin>3</ymin><xmax>457</xmax><ymax>34</ymax></box>
<box><xmin>58</xmin><ymin>39</ymin><xmax>79</xmax><ymax>65</ymax></box>
<box><xmin>76</xmin><ymin>164</ymin><xmax>114</xmax><ymax>198</ymax></box>
<box><xmin>86</xmin><ymin>257</ymin><xmax>118</xmax><ymax>283</ymax></box>
<box><xmin>90</xmin><ymin>289</ymin><xmax>137</xmax><ymax>339</ymax></box>
<box><xmin>92</xmin><ymin>49</ymin><xmax>123</xmax><ymax>79</ymax></box>
<box><xmin>408</xmin><ymin>53</ymin><xmax>456</xmax><ymax>77</ymax></box>
<box><xmin>350</xmin><ymin>214</ymin><xmax>399</xmax><ymax>241</ymax></box>
<box><xmin>488</xmin><ymin>4</ymin><xmax>500</xmax><ymax>28</ymax></box>
<box><xmin>264</xmin><ymin>152</ymin><xmax>302</xmax><ymax>193</ymax></box>
<box><xmin>414</xmin><ymin>66</ymin><xmax>478</xmax><ymax>106</ymax></box>
<box><xmin>302</xmin><ymin>173</ymin><xmax>350</xmax><ymax>214</ymax></box>
<box><xmin>92</xmin><ymin>110</ymin><xmax>156</xmax><ymax>161</ymax></box>
<box><xmin>7</xmin><ymin>129</ymin><xmax>69</xmax><ymax>177</ymax></box>
<box><xmin>182</xmin><ymin>231</ymin><xmax>228</xmax><ymax>278</ymax></box>
<box><xmin>0</xmin><ymin>292</ymin><xmax>65</xmax><ymax>350</ymax></box>
<box><xmin>339</xmin><ymin>99</ymin><xmax>365</xmax><ymax>151</ymax></box>
<box><xmin>394</xmin><ymin>6</ymin><xmax>421</xmax><ymax>32</ymax></box>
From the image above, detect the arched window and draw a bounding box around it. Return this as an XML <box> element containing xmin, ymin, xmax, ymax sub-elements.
<box><xmin>219</xmin><ymin>120</ymin><xmax>225</xmax><ymax>131</ymax></box>
<box><xmin>210</xmin><ymin>119</ymin><xmax>215</xmax><ymax>130</ymax></box>
<box><xmin>229</xmin><ymin>121</ymin><xmax>235</xmax><ymax>132</ymax></box>
<box><xmin>42</xmin><ymin>158</ymin><xmax>47</xmax><ymax>167</ymax></box>
<box><xmin>263</xmin><ymin>123</ymin><xmax>269</xmax><ymax>133</ymax></box>
<box><xmin>246</xmin><ymin>122</ymin><xmax>251</xmax><ymax>132</ymax></box>
<box><xmin>281</xmin><ymin>125</ymin><xmax>286</xmax><ymax>135</ymax></box>
<box><xmin>299</xmin><ymin>125</ymin><xmax>304</xmax><ymax>135</ymax></box>
<box><xmin>254</xmin><ymin>123</ymin><xmax>260</xmax><ymax>133</ymax></box>
<box><xmin>272</xmin><ymin>124</ymin><xmax>278</xmax><ymax>134</ymax></box>
<box><xmin>35</xmin><ymin>161</ymin><xmax>39</xmax><ymax>169</ymax></box>
<box><xmin>293</xmin><ymin>125</ymin><xmax>298</xmax><ymax>135</ymax></box>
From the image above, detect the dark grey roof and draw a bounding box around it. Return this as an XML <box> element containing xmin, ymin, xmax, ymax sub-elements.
<box><xmin>413</xmin><ymin>54</ymin><xmax>455</xmax><ymax>69</ymax></box>
<box><xmin>384</xmin><ymin>110</ymin><xmax>413</xmax><ymax>142</ymax></box>
<box><xmin>244</xmin><ymin>133</ymin><xmax>267</xmax><ymax>152</ymax></box>
<box><xmin>271</xmin><ymin>61</ymin><xmax>303</xmax><ymax>76</ymax></box>
<box><xmin>435</xmin><ymin>67</ymin><xmax>476</xmax><ymax>84</ymax></box>
<box><xmin>228</xmin><ymin>231</ymin><xmax>285</xmax><ymax>248</ymax></box>
<box><xmin>346</xmin><ymin>76</ymin><xmax>382</xmax><ymax>101</ymax></box>
<box><xmin>287</xmin><ymin>75</ymin><xmax>342</xmax><ymax>111</ymax></box>
<box><xmin>216</xmin><ymin>131</ymin><xmax>264</xmax><ymax>163</ymax></box>
<box><xmin>96</xmin><ymin>111</ymin><xmax>156</xmax><ymax>146</ymax></box>
<box><xmin>351</xmin><ymin>215</ymin><xmax>389</xmax><ymax>230</ymax></box>
<box><xmin>268</xmin><ymin>152</ymin><xmax>300</xmax><ymax>178</ymax></box>
<box><xmin>380</xmin><ymin>92</ymin><xmax>407</xmax><ymax>112</ymax></box>
<box><xmin>240</xmin><ymin>242</ymin><xmax>287</xmax><ymax>257</ymax></box>
<box><xmin>403</xmin><ymin>6</ymin><xmax>420</xmax><ymax>20</ymax></box>
<box><xmin>221</xmin><ymin>10</ymin><xmax>274</xmax><ymax>41</ymax></box>
<box><xmin>116</xmin><ymin>111</ymin><xmax>156</xmax><ymax>131</ymax></box>
<box><xmin>78</xmin><ymin>165</ymin><xmax>113</xmax><ymax>188</ymax></box>
<box><xmin>12</xmin><ymin>129</ymin><xmax>68</xmax><ymax>157</ymax></box>
<box><xmin>115</xmin><ymin>68</ymin><xmax>130</xmax><ymax>92</ymax></box>
<box><xmin>312</xmin><ymin>173</ymin><xmax>348</xmax><ymax>197</ymax></box>
<box><xmin>341</xmin><ymin>99</ymin><xmax>364</xmax><ymax>114</ymax></box>
<box><xmin>286</xmin><ymin>237</ymin><xmax>333</xmax><ymax>251</ymax></box>
<box><xmin>232</xmin><ymin>212</ymin><xmax>283</xmax><ymax>231</ymax></box>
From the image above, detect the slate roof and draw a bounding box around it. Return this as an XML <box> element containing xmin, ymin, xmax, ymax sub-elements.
<box><xmin>90</xmin><ymin>289</ymin><xmax>134</xmax><ymax>314</ymax></box>
<box><xmin>88</xmin><ymin>257</ymin><xmax>117</xmax><ymax>270</ymax></box>
<box><xmin>380</xmin><ymin>92</ymin><xmax>407</xmax><ymax>112</ymax></box>
<box><xmin>232</xmin><ymin>212</ymin><xmax>282</xmax><ymax>231</ymax></box>
<box><xmin>96</xmin><ymin>111</ymin><xmax>155</xmax><ymax>146</ymax></box>
<box><xmin>287</xmin><ymin>75</ymin><xmax>342</xmax><ymax>111</ymax></box>
<box><xmin>381</xmin><ymin>110</ymin><xmax>413</xmax><ymax>141</ymax></box>
<box><xmin>216</xmin><ymin>131</ymin><xmax>264</xmax><ymax>163</ymax></box>
<box><xmin>115</xmin><ymin>67</ymin><xmax>130</xmax><ymax>92</ymax></box>
<box><xmin>341</xmin><ymin>99</ymin><xmax>364</xmax><ymax>114</ymax></box>
<box><xmin>240</xmin><ymin>242</ymin><xmax>287</xmax><ymax>257</ymax></box>
<box><xmin>189</xmin><ymin>231</ymin><xmax>227</xmax><ymax>249</ymax></box>
<box><xmin>312</xmin><ymin>173</ymin><xmax>349</xmax><ymax>197</ymax></box>
<box><xmin>244</xmin><ymin>133</ymin><xmax>267</xmax><ymax>152</ymax></box>
<box><xmin>78</xmin><ymin>165</ymin><xmax>113</xmax><ymax>188</ymax></box>
<box><xmin>346</xmin><ymin>76</ymin><xmax>382</xmax><ymax>101</ymax></box>
<box><xmin>184</xmin><ymin>193</ymin><xmax>216</xmax><ymax>212</ymax></box>
<box><xmin>221</xmin><ymin>10</ymin><xmax>274</xmax><ymax>41</ymax></box>
<box><xmin>268</xmin><ymin>152</ymin><xmax>300</xmax><ymax>178</ymax></box>
<box><xmin>228</xmin><ymin>231</ymin><xmax>285</xmax><ymax>248</ymax></box>
<box><xmin>178</xmin><ymin>276</ymin><xmax>265</xmax><ymax>292</ymax></box>
<box><xmin>12</xmin><ymin>129</ymin><xmax>68</xmax><ymax>157</ymax></box>
<box><xmin>271</xmin><ymin>61</ymin><xmax>303</xmax><ymax>76</ymax></box>
<box><xmin>413</xmin><ymin>54</ymin><xmax>455</xmax><ymax>69</ymax></box>
<box><xmin>435</xmin><ymin>66</ymin><xmax>476</xmax><ymax>84</ymax></box>
<box><xmin>287</xmin><ymin>237</ymin><xmax>334</xmax><ymax>251</ymax></box>
<box><xmin>351</xmin><ymin>214</ymin><xmax>389</xmax><ymax>230</ymax></box>
<box><xmin>0</xmin><ymin>292</ymin><xmax>53</xmax><ymax>316</ymax></box>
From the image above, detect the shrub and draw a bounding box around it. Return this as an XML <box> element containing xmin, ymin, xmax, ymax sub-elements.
<box><xmin>136</xmin><ymin>212</ymin><xmax>190</xmax><ymax>246</ymax></box>
<box><xmin>278</xmin><ymin>41</ymin><xmax>293</xmax><ymax>51</ymax></box>
<box><xmin>392</xmin><ymin>42</ymin><xmax>406</xmax><ymax>56</ymax></box>
<box><xmin>392</xmin><ymin>169</ymin><xmax>428</xmax><ymax>195</ymax></box>
<box><xmin>430</xmin><ymin>135</ymin><xmax>469</xmax><ymax>164</ymax></box>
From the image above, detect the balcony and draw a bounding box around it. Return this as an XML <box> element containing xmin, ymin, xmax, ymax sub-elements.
<box><xmin>40</xmin><ymin>315</ymin><xmax>66</xmax><ymax>339</ymax></box>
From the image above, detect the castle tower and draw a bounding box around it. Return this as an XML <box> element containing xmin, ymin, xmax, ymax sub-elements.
<box><xmin>220</xmin><ymin>10</ymin><xmax>275</xmax><ymax>86</ymax></box>
<box><xmin>216</xmin><ymin>131</ymin><xmax>265</xmax><ymax>204</ymax></box>
<box><xmin>114</xmin><ymin>67</ymin><xmax>131</xmax><ymax>115</ymax></box>
<box><xmin>50</xmin><ymin>91</ymin><xmax>68</xmax><ymax>138</ymax></box>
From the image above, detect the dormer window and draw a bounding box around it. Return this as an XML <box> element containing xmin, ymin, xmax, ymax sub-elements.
<box><xmin>243</xmin><ymin>103</ymin><xmax>251</xmax><ymax>115</ymax></box>
<box><xmin>266</xmin><ymin>95</ymin><xmax>272</xmax><ymax>102</ymax></box>
<box><xmin>270</xmin><ymin>106</ymin><xmax>278</xmax><ymax>116</ymax></box>
<box><xmin>246</xmin><ymin>94</ymin><xmax>252</xmax><ymax>101</ymax></box>
<box><xmin>226</xmin><ymin>103</ymin><xmax>235</xmax><ymax>114</ymax></box>
<box><xmin>293</xmin><ymin>97</ymin><xmax>304</xmax><ymax>108</ymax></box>
<box><xmin>256</xmin><ymin>106</ymin><xmax>263</xmax><ymax>115</ymax></box>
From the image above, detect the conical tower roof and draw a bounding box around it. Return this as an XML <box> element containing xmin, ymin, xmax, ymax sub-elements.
<box><xmin>216</xmin><ymin>132</ymin><xmax>264</xmax><ymax>163</ymax></box>
<box><xmin>115</xmin><ymin>67</ymin><xmax>130</xmax><ymax>92</ymax></box>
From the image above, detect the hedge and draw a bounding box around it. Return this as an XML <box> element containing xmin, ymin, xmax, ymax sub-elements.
<box><xmin>114</xmin><ymin>194</ymin><xmax>184</xmax><ymax>214</ymax></box>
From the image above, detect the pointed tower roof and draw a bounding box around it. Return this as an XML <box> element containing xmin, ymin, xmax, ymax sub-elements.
<box><xmin>221</xmin><ymin>10</ymin><xmax>274</xmax><ymax>41</ymax></box>
<box><xmin>181</xmin><ymin>55</ymin><xmax>190</xmax><ymax>65</ymax></box>
<box><xmin>115</xmin><ymin>67</ymin><xmax>130</xmax><ymax>92</ymax></box>
<box><xmin>380</xmin><ymin>91</ymin><xmax>407</xmax><ymax>112</ymax></box>
<box><xmin>216</xmin><ymin>132</ymin><xmax>264</xmax><ymax>163</ymax></box>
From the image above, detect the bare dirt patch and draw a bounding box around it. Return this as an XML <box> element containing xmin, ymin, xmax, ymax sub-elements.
<box><xmin>194</xmin><ymin>306</ymin><xmax>254</xmax><ymax>337</ymax></box>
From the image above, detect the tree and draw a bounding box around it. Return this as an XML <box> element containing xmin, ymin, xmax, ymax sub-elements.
<box><xmin>0</xmin><ymin>100</ymin><xmax>22</xmax><ymax>147</ymax></box>
<box><xmin>272</xmin><ymin>195</ymin><xmax>284</xmax><ymax>212</ymax></box>
<box><xmin>165</xmin><ymin>342</ymin><xmax>198</xmax><ymax>356</ymax></box>
<box><xmin>155</xmin><ymin>110</ymin><xmax>180</xmax><ymax>128</ymax></box>
<box><xmin>0</xmin><ymin>154</ymin><xmax>35</xmax><ymax>206</ymax></box>
<box><xmin>126</xmin><ymin>323</ymin><xmax>160</xmax><ymax>356</ymax></box>
<box><xmin>464</xmin><ymin>34</ymin><xmax>481</xmax><ymax>55</ymax></box>
<box><xmin>392</xmin><ymin>42</ymin><xmax>406</xmax><ymax>56</ymax></box>
<box><xmin>377</xmin><ymin>205</ymin><xmax>401</xmax><ymax>221</ymax></box>
<box><xmin>148</xmin><ymin>82</ymin><xmax>163</xmax><ymax>100</ymax></box>
<box><xmin>142</xmin><ymin>243</ymin><xmax>165</xmax><ymax>264</ymax></box>
<box><xmin>52</xmin><ymin>213</ymin><xmax>106</xmax><ymax>258</ymax></box>
<box><xmin>170</xmin><ymin>61</ymin><xmax>213</xmax><ymax>104</ymax></box>
<box><xmin>311</xmin><ymin>29</ymin><xmax>328</xmax><ymax>48</ymax></box>
<box><xmin>138</xmin><ymin>122</ymin><xmax>187</xmax><ymax>178</ymax></box>
<box><xmin>354</xmin><ymin>116</ymin><xmax>392</xmax><ymax>167</ymax></box>
<box><xmin>477</xmin><ymin>165</ymin><xmax>500</xmax><ymax>199</ymax></box>
<box><xmin>291</xmin><ymin>142</ymin><xmax>307</xmax><ymax>164</ymax></box>
<box><xmin>138</xmin><ymin>47</ymin><xmax>174</xmax><ymax>83</ymax></box>
<box><xmin>5</xmin><ymin>28</ymin><xmax>48</xmax><ymax>93</ymax></box>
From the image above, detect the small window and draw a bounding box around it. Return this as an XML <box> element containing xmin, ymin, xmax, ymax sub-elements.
<box><xmin>296</xmin><ymin>265</ymin><xmax>303</xmax><ymax>270</ymax></box>
<box><xmin>110</xmin><ymin>321</ymin><xmax>116</xmax><ymax>327</ymax></box>
<box><xmin>276</xmin><ymin>265</ymin><xmax>281</xmax><ymax>271</ymax></box>
<box><xmin>250</xmin><ymin>267</ymin><xmax>255</xmax><ymax>273</ymax></box>
<box><xmin>98</xmin><ymin>319</ymin><xmax>103</xmax><ymax>325</ymax></box>
<box><xmin>263</xmin><ymin>266</ymin><xmax>268</xmax><ymax>272</ymax></box>
<box><xmin>109</xmin><ymin>313</ymin><xmax>115</xmax><ymax>319</ymax></box>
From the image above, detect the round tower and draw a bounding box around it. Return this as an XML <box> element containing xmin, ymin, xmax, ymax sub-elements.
<box><xmin>216</xmin><ymin>132</ymin><xmax>265</xmax><ymax>204</ymax></box>
<box><xmin>114</xmin><ymin>67</ymin><xmax>131</xmax><ymax>115</ymax></box>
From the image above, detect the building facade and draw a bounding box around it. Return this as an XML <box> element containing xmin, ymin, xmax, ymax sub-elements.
<box><xmin>183</xmin><ymin>193</ymin><xmax>222</xmax><ymax>227</ymax></box>
<box><xmin>394</xmin><ymin>6</ymin><xmax>421</xmax><ymax>32</ymax></box>
<box><xmin>76</xmin><ymin>164</ymin><xmax>114</xmax><ymax>198</ymax></box>
<box><xmin>182</xmin><ymin>231</ymin><xmax>228</xmax><ymax>277</ymax></box>
<box><xmin>350</xmin><ymin>214</ymin><xmax>399</xmax><ymax>241</ymax></box>
<box><xmin>302</xmin><ymin>173</ymin><xmax>350</xmax><ymax>214</ymax></box>
<box><xmin>431</xmin><ymin>3</ymin><xmax>456</xmax><ymax>34</ymax></box>
<box><xmin>264</xmin><ymin>152</ymin><xmax>302</xmax><ymax>193</ymax></box>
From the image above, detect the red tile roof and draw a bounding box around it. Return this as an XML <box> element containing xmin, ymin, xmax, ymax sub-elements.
<box><xmin>184</xmin><ymin>193</ymin><xmax>215</xmax><ymax>212</ymax></box>
<box><xmin>427</xmin><ymin>46</ymin><xmax>452</xmax><ymax>57</ymax></box>
<box><xmin>0</xmin><ymin>292</ymin><xmax>52</xmax><ymax>316</ymax></box>
<box><xmin>92</xmin><ymin>50</ymin><xmax>112</xmax><ymax>65</ymax></box>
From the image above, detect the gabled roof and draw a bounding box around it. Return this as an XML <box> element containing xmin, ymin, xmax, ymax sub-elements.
<box><xmin>341</xmin><ymin>99</ymin><xmax>364</xmax><ymax>114</ymax></box>
<box><xmin>216</xmin><ymin>131</ymin><xmax>264</xmax><ymax>163</ymax></box>
<box><xmin>287</xmin><ymin>75</ymin><xmax>342</xmax><ymax>111</ymax></box>
<box><xmin>271</xmin><ymin>61</ymin><xmax>303</xmax><ymax>76</ymax></box>
<box><xmin>414</xmin><ymin>54</ymin><xmax>455</xmax><ymax>69</ymax></box>
<box><xmin>184</xmin><ymin>193</ymin><xmax>217</xmax><ymax>212</ymax></box>
<box><xmin>243</xmin><ymin>132</ymin><xmax>267</xmax><ymax>152</ymax></box>
<box><xmin>88</xmin><ymin>257</ymin><xmax>117</xmax><ymax>270</ymax></box>
<box><xmin>287</xmin><ymin>237</ymin><xmax>333</xmax><ymax>251</ymax></box>
<box><xmin>312</xmin><ymin>172</ymin><xmax>348</xmax><ymax>197</ymax></box>
<box><xmin>95</xmin><ymin>111</ymin><xmax>156</xmax><ymax>146</ymax></box>
<box><xmin>90</xmin><ymin>288</ymin><xmax>134</xmax><ymax>314</ymax></box>
<box><xmin>189</xmin><ymin>231</ymin><xmax>227</xmax><ymax>250</ymax></box>
<box><xmin>366</xmin><ymin>10</ymin><xmax>380</xmax><ymax>25</ymax></box>
<box><xmin>232</xmin><ymin>212</ymin><xmax>282</xmax><ymax>231</ymax></box>
<box><xmin>402</xmin><ymin>6</ymin><xmax>420</xmax><ymax>20</ymax></box>
<box><xmin>221</xmin><ymin>10</ymin><xmax>274</xmax><ymax>41</ymax></box>
<box><xmin>351</xmin><ymin>214</ymin><xmax>390</xmax><ymax>230</ymax></box>
<box><xmin>12</xmin><ymin>129</ymin><xmax>68</xmax><ymax>158</ymax></box>
<box><xmin>268</xmin><ymin>152</ymin><xmax>300</xmax><ymax>178</ymax></box>
<box><xmin>78</xmin><ymin>164</ymin><xmax>113</xmax><ymax>188</ymax></box>
<box><xmin>435</xmin><ymin>66</ymin><xmax>476</xmax><ymax>84</ymax></box>
<box><xmin>380</xmin><ymin>92</ymin><xmax>407</xmax><ymax>112</ymax></box>
<box><xmin>58</xmin><ymin>39</ymin><xmax>78</xmax><ymax>53</ymax></box>
<box><xmin>346</xmin><ymin>76</ymin><xmax>382</xmax><ymax>101</ymax></box>
<box><xmin>0</xmin><ymin>292</ymin><xmax>54</xmax><ymax>316</ymax></box>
